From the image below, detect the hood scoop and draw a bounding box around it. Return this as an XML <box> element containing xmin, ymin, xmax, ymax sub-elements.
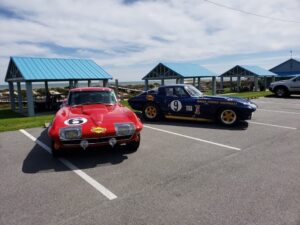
<box><xmin>81</xmin><ymin>106</ymin><xmax>107</xmax><ymax>125</ymax></box>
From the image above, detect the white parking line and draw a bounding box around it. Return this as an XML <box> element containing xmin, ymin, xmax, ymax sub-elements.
<box><xmin>258</xmin><ymin>109</ymin><xmax>300</xmax><ymax>115</ymax></box>
<box><xmin>248</xmin><ymin>121</ymin><xmax>297</xmax><ymax>130</ymax></box>
<box><xmin>144</xmin><ymin>125</ymin><xmax>241</xmax><ymax>151</ymax></box>
<box><xmin>19</xmin><ymin>129</ymin><xmax>117</xmax><ymax>200</ymax></box>
<box><xmin>254</xmin><ymin>100</ymin><xmax>300</xmax><ymax>106</ymax></box>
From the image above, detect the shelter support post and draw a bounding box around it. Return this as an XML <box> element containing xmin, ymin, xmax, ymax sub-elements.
<box><xmin>264</xmin><ymin>77</ymin><xmax>267</xmax><ymax>91</ymax></box>
<box><xmin>176</xmin><ymin>78</ymin><xmax>179</xmax><ymax>84</ymax></box>
<box><xmin>103</xmin><ymin>79</ymin><xmax>109</xmax><ymax>87</ymax></box>
<box><xmin>8</xmin><ymin>82</ymin><xmax>16</xmax><ymax>112</ymax></box>
<box><xmin>197</xmin><ymin>77</ymin><xmax>201</xmax><ymax>90</ymax></box>
<box><xmin>45</xmin><ymin>81</ymin><xmax>49</xmax><ymax>93</ymax></box>
<box><xmin>115</xmin><ymin>79</ymin><xmax>119</xmax><ymax>96</ymax></box>
<box><xmin>69</xmin><ymin>80</ymin><xmax>73</xmax><ymax>89</ymax></box>
<box><xmin>74</xmin><ymin>80</ymin><xmax>78</xmax><ymax>88</ymax></box>
<box><xmin>212</xmin><ymin>76</ymin><xmax>216</xmax><ymax>95</ymax></box>
<box><xmin>193</xmin><ymin>78</ymin><xmax>196</xmax><ymax>86</ymax></box>
<box><xmin>45</xmin><ymin>81</ymin><xmax>49</xmax><ymax>95</ymax></box>
<box><xmin>87</xmin><ymin>80</ymin><xmax>91</xmax><ymax>87</ymax></box>
<box><xmin>17</xmin><ymin>82</ymin><xmax>23</xmax><ymax>113</ymax></box>
<box><xmin>26</xmin><ymin>81</ymin><xmax>35</xmax><ymax>116</ymax></box>
<box><xmin>144</xmin><ymin>80</ymin><xmax>149</xmax><ymax>91</ymax></box>
<box><xmin>254</xmin><ymin>76</ymin><xmax>258</xmax><ymax>92</ymax></box>
<box><xmin>45</xmin><ymin>81</ymin><xmax>49</xmax><ymax>108</ymax></box>
<box><xmin>179</xmin><ymin>78</ymin><xmax>184</xmax><ymax>84</ymax></box>
<box><xmin>237</xmin><ymin>76</ymin><xmax>241</xmax><ymax>92</ymax></box>
<box><xmin>230</xmin><ymin>76</ymin><xmax>233</xmax><ymax>91</ymax></box>
<box><xmin>272</xmin><ymin>76</ymin><xmax>275</xmax><ymax>83</ymax></box>
<box><xmin>220</xmin><ymin>77</ymin><xmax>224</xmax><ymax>90</ymax></box>
<box><xmin>161</xmin><ymin>79</ymin><xmax>165</xmax><ymax>86</ymax></box>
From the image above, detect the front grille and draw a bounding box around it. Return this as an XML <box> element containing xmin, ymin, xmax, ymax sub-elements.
<box><xmin>61</xmin><ymin>135</ymin><xmax>132</xmax><ymax>145</ymax></box>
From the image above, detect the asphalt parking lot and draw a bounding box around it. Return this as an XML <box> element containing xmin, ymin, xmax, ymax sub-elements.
<box><xmin>0</xmin><ymin>96</ymin><xmax>300</xmax><ymax>225</ymax></box>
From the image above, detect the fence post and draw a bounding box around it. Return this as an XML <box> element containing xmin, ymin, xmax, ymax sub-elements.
<box><xmin>8</xmin><ymin>82</ymin><xmax>16</xmax><ymax>111</ymax></box>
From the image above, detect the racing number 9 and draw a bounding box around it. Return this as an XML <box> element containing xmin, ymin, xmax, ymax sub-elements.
<box><xmin>170</xmin><ymin>100</ymin><xmax>182</xmax><ymax>112</ymax></box>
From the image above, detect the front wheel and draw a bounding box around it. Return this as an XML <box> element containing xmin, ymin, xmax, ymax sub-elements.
<box><xmin>275</xmin><ymin>87</ymin><xmax>289</xmax><ymax>97</ymax></box>
<box><xmin>218</xmin><ymin>109</ymin><xmax>238</xmax><ymax>126</ymax></box>
<box><xmin>143</xmin><ymin>103</ymin><xmax>161</xmax><ymax>121</ymax></box>
<box><xmin>51</xmin><ymin>141</ymin><xmax>62</xmax><ymax>158</ymax></box>
<box><xmin>126</xmin><ymin>134</ymin><xmax>140</xmax><ymax>153</ymax></box>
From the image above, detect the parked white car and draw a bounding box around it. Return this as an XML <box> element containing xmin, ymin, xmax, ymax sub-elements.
<box><xmin>269</xmin><ymin>76</ymin><xmax>300</xmax><ymax>97</ymax></box>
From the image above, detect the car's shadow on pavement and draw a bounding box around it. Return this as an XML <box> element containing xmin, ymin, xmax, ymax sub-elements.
<box><xmin>134</xmin><ymin>112</ymin><xmax>249</xmax><ymax>130</ymax></box>
<box><xmin>143</xmin><ymin>120</ymin><xmax>249</xmax><ymax>130</ymax></box>
<box><xmin>22</xmin><ymin>129</ymin><xmax>131</xmax><ymax>174</ymax></box>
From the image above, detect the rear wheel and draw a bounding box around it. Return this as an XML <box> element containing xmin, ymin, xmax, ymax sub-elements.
<box><xmin>219</xmin><ymin>109</ymin><xmax>238</xmax><ymax>126</ymax></box>
<box><xmin>275</xmin><ymin>87</ymin><xmax>289</xmax><ymax>97</ymax></box>
<box><xmin>143</xmin><ymin>103</ymin><xmax>161</xmax><ymax>121</ymax></box>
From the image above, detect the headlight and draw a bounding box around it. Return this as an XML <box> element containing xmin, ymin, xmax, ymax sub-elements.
<box><xmin>114</xmin><ymin>123</ymin><xmax>135</xmax><ymax>136</ymax></box>
<box><xmin>249</xmin><ymin>103</ymin><xmax>257</xmax><ymax>109</ymax></box>
<box><xmin>59</xmin><ymin>126</ymin><xmax>82</xmax><ymax>140</ymax></box>
<box><xmin>243</xmin><ymin>102</ymin><xmax>257</xmax><ymax>109</ymax></box>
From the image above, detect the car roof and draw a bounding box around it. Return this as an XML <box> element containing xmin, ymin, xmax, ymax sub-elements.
<box><xmin>70</xmin><ymin>87</ymin><xmax>112</xmax><ymax>92</ymax></box>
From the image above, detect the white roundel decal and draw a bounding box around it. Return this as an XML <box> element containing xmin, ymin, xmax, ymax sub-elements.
<box><xmin>64</xmin><ymin>118</ymin><xmax>87</xmax><ymax>126</ymax></box>
<box><xmin>170</xmin><ymin>100</ymin><xmax>182</xmax><ymax>112</ymax></box>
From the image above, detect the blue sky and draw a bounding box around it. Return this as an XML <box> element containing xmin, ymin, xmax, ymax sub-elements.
<box><xmin>0</xmin><ymin>0</ymin><xmax>299</xmax><ymax>84</ymax></box>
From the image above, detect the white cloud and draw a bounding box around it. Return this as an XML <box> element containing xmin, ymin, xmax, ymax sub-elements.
<box><xmin>0</xmin><ymin>0</ymin><xmax>299</xmax><ymax>83</ymax></box>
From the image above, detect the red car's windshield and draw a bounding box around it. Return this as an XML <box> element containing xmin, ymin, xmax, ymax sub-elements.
<box><xmin>68</xmin><ymin>91</ymin><xmax>117</xmax><ymax>106</ymax></box>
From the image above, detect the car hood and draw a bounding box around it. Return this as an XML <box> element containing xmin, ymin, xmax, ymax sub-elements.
<box><xmin>270</xmin><ymin>80</ymin><xmax>289</xmax><ymax>85</ymax></box>
<box><xmin>202</xmin><ymin>95</ymin><xmax>251</xmax><ymax>104</ymax></box>
<box><xmin>63</xmin><ymin>104</ymin><xmax>135</xmax><ymax>126</ymax></box>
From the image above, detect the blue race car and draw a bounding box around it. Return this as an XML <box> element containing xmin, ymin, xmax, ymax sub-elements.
<box><xmin>128</xmin><ymin>84</ymin><xmax>257</xmax><ymax>126</ymax></box>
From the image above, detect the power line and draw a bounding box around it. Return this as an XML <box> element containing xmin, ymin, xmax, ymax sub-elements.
<box><xmin>203</xmin><ymin>0</ymin><xmax>300</xmax><ymax>24</ymax></box>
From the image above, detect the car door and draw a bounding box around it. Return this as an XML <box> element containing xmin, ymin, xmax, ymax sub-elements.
<box><xmin>163</xmin><ymin>86</ymin><xmax>196</xmax><ymax>116</ymax></box>
<box><xmin>290</xmin><ymin>76</ymin><xmax>300</xmax><ymax>92</ymax></box>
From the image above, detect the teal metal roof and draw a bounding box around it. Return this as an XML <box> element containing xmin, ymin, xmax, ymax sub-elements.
<box><xmin>143</xmin><ymin>62</ymin><xmax>217</xmax><ymax>80</ymax></box>
<box><xmin>5</xmin><ymin>56</ymin><xmax>113</xmax><ymax>82</ymax></box>
<box><xmin>163</xmin><ymin>63</ymin><xmax>217</xmax><ymax>77</ymax></box>
<box><xmin>241</xmin><ymin>65</ymin><xmax>276</xmax><ymax>76</ymax></box>
<box><xmin>220</xmin><ymin>65</ymin><xmax>276</xmax><ymax>77</ymax></box>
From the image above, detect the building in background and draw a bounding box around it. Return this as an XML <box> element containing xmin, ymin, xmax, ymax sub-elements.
<box><xmin>270</xmin><ymin>58</ymin><xmax>300</xmax><ymax>79</ymax></box>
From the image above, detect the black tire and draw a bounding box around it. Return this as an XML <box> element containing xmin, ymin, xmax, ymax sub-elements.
<box><xmin>126</xmin><ymin>134</ymin><xmax>140</xmax><ymax>153</ymax></box>
<box><xmin>51</xmin><ymin>141</ymin><xmax>62</xmax><ymax>158</ymax></box>
<box><xmin>218</xmin><ymin>108</ymin><xmax>238</xmax><ymax>126</ymax></box>
<box><xmin>275</xmin><ymin>86</ymin><xmax>289</xmax><ymax>97</ymax></box>
<box><xmin>142</xmin><ymin>103</ymin><xmax>161</xmax><ymax>121</ymax></box>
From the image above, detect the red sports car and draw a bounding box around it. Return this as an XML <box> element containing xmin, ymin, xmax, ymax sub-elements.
<box><xmin>48</xmin><ymin>87</ymin><xmax>143</xmax><ymax>157</ymax></box>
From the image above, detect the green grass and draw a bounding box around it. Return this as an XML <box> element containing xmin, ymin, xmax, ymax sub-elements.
<box><xmin>0</xmin><ymin>101</ymin><xmax>131</xmax><ymax>132</ymax></box>
<box><xmin>120</xmin><ymin>100</ymin><xmax>131</xmax><ymax>109</ymax></box>
<box><xmin>0</xmin><ymin>109</ymin><xmax>54</xmax><ymax>132</ymax></box>
<box><xmin>222</xmin><ymin>90</ymin><xmax>274</xmax><ymax>99</ymax></box>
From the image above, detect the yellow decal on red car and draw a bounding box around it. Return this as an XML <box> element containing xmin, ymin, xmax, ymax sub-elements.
<box><xmin>91</xmin><ymin>127</ymin><xmax>107</xmax><ymax>134</ymax></box>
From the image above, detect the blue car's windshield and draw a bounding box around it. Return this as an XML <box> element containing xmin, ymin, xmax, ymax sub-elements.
<box><xmin>184</xmin><ymin>85</ymin><xmax>203</xmax><ymax>97</ymax></box>
<box><xmin>68</xmin><ymin>91</ymin><xmax>117</xmax><ymax>106</ymax></box>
